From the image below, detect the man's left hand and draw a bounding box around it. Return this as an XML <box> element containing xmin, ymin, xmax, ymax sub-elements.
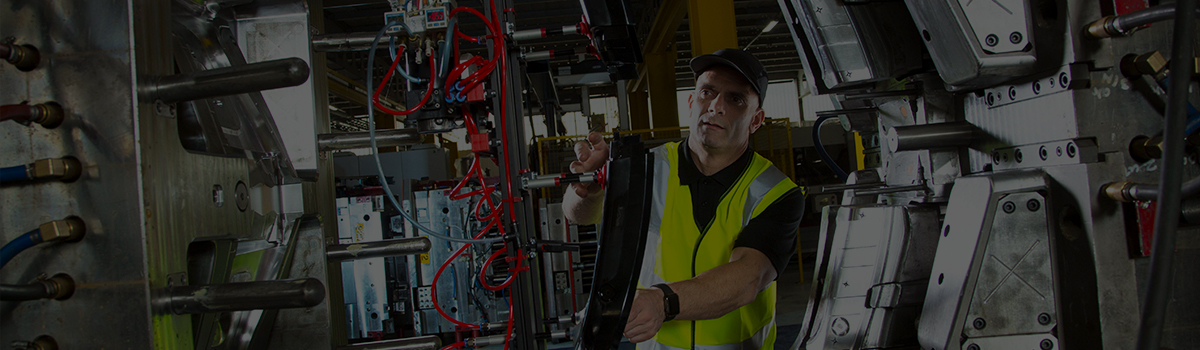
<box><xmin>623</xmin><ymin>287</ymin><xmax>667</xmax><ymax>343</ymax></box>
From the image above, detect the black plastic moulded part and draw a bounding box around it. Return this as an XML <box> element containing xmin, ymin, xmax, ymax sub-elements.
<box><xmin>573</xmin><ymin>134</ymin><xmax>654</xmax><ymax>350</ymax></box>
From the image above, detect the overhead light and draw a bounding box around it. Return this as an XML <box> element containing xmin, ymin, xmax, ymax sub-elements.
<box><xmin>762</xmin><ymin>20</ymin><xmax>779</xmax><ymax>33</ymax></box>
<box><xmin>745</xmin><ymin>20</ymin><xmax>781</xmax><ymax>50</ymax></box>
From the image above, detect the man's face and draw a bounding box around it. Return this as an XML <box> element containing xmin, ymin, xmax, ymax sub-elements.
<box><xmin>687</xmin><ymin>66</ymin><xmax>765</xmax><ymax>153</ymax></box>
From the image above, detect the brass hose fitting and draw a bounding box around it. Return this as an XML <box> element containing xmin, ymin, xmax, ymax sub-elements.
<box><xmin>1084</xmin><ymin>16</ymin><xmax>1118</xmax><ymax>39</ymax></box>
<box><xmin>29</xmin><ymin>102</ymin><xmax>64</xmax><ymax>129</ymax></box>
<box><xmin>4</xmin><ymin>43</ymin><xmax>40</xmax><ymax>71</ymax></box>
<box><xmin>30</xmin><ymin>157</ymin><xmax>82</xmax><ymax>183</ymax></box>
<box><xmin>1102</xmin><ymin>181</ymin><xmax>1136</xmax><ymax>202</ymax></box>
<box><xmin>42</xmin><ymin>274</ymin><xmax>76</xmax><ymax>300</ymax></box>
<box><xmin>38</xmin><ymin>216</ymin><xmax>86</xmax><ymax>243</ymax></box>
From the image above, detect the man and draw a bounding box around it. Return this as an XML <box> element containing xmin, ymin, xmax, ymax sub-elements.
<box><xmin>562</xmin><ymin>49</ymin><xmax>805</xmax><ymax>349</ymax></box>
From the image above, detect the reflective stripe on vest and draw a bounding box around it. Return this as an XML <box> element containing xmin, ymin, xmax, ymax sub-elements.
<box><xmin>636</xmin><ymin>142</ymin><xmax>796</xmax><ymax>350</ymax></box>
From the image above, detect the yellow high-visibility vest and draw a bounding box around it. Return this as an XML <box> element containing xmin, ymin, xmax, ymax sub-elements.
<box><xmin>637</xmin><ymin>142</ymin><xmax>797</xmax><ymax>350</ymax></box>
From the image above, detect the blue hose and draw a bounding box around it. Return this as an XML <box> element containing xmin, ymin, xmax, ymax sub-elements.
<box><xmin>813</xmin><ymin>116</ymin><xmax>849</xmax><ymax>181</ymax></box>
<box><xmin>0</xmin><ymin>165</ymin><xmax>29</xmax><ymax>183</ymax></box>
<box><xmin>0</xmin><ymin>229</ymin><xmax>43</xmax><ymax>269</ymax></box>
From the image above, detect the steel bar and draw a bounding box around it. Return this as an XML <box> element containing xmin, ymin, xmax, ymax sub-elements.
<box><xmin>819</xmin><ymin>182</ymin><xmax>885</xmax><ymax>192</ymax></box>
<box><xmin>334</xmin><ymin>336</ymin><xmax>441</xmax><ymax>350</ymax></box>
<box><xmin>842</xmin><ymin>89</ymin><xmax>921</xmax><ymax>101</ymax></box>
<box><xmin>885</xmin><ymin>121</ymin><xmax>976</xmax><ymax>152</ymax></box>
<box><xmin>1137</xmin><ymin>0</ymin><xmax>1197</xmax><ymax>348</ymax></box>
<box><xmin>312</xmin><ymin>32</ymin><xmax>379</xmax><ymax>52</ymax></box>
<box><xmin>139</xmin><ymin>57</ymin><xmax>310</xmax><ymax>104</ymax></box>
<box><xmin>325</xmin><ymin>237</ymin><xmax>431</xmax><ymax>261</ymax></box>
<box><xmin>163</xmin><ymin>278</ymin><xmax>325</xmax><ymax>315</ymax></box>
<box><xmin>852</xmin><ymin>184</ymin><xmax>928</xmax><ymax>196</ymax></box>
<box><xmin>489</xmin><ymin>0</ymin><xmax>543</xmax><ymax>347</ymax></box>
<box><xmin>318</xmin><ymin>128</ymin><xmax>422</xmax><ymax>151</ymax></box>
<box><xmin>814</xmin><ymin>107</ymin><xmax>877</xmax><ymax>117</ymax></box>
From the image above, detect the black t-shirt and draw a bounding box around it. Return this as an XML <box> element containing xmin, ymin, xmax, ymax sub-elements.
<box><xmin>676</xmin><ymin>142</ymin><xmax>806</xmax><ymax>277</ymax></box>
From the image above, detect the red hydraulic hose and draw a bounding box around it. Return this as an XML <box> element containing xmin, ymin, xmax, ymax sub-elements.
<box><xmin>0</xmin><ymin>103</ymin><xmax>32</xmax><ymax>123</ymax></box>
<box><xmin>372</xmin><ymin>53</ymin><xmax>436</xmax><ymax>116</ymax></box>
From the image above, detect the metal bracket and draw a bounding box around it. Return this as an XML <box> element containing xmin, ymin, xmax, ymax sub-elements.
<box><xmin>991</xmin><ymin>138</ymin><xmax>1098</xmax><ymax>170</ymax></box>
<box><xmin>977</xmin><ymin>64</ymin><xmax>1090</xmax><ymax>109</ymax></box>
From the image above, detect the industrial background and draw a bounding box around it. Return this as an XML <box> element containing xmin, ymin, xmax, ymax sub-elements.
<box><xmin>1</xmin><ymin>0</ymin><xmax>1198</xmax><ymax>349</ymax></box>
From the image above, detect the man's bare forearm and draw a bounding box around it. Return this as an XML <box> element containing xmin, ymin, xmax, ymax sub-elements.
<box><xmin>660</xmin><ymin>247</ymin><xmax>776</xmax><ymax>321</ymax></box>
<box><xmin>562</xmin><ymin>188</ymin><xmax>604</xmax><ymax>225</ymax></box>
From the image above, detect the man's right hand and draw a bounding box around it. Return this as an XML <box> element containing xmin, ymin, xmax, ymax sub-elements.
<box><xmin>569</xmin><ymin>132</ymin><xmax>608</xmax><ymax>198</ymax></box>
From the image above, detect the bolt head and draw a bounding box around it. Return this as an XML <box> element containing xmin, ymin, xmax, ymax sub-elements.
<box><xmin>967</xmin><ymin>344</ymin><xmax>981</xmax><ymax>350</ymax></box>
<box><xmin>985</xmin><ymin>34</ymin><xmax>999</xmax><ymax>47</ymax></box>
<box><xmin>1027</xmin><ymin>199</ymin><xmax>1041</xmax><ymax>211</ymax></box>
<box><xmin>1040</xmin><ymin>339</ymin><xmax>1054</xmax><ymax>350</ymax></box>
<box><xmin>1009</xmin><ymin>32</ymin><xmax>1023</xmax><ymax>44</ymax></box>
<box><xmin>1038</xmin><ymin>313</ymin><xmax>1052</xmax><ymax>325</ymax></box>
<box><xmin>973</xmin><ymin>317</ymin><xmax>987</xmax><ymax>329</ymax></box>
<box><xmin>1003</xmin><ymin>201</ymin><xmax>1016</xmax><ymax>213</ymax></box>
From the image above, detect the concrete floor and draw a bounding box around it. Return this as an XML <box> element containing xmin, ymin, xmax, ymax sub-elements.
<box><xmin>774</xmin><ymin>256</ymin><xmax>814</xmax><ymax>350</ymax></box>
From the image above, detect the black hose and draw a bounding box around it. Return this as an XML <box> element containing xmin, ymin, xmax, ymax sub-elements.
<box><xmin>0</xmin><ymin>283</ymin><xmax>52</xmax><ymax>301</ymax></box>
<box><xmin>1087</xmin><ymin>4</ymin><xmax>1200</xmax><ymax>38</ymax></box>
<box><xmin>1114</xmin><ymin>5</ymin><xmax>1182</xmax><ymax>30</ymax></box>
<box><xmin>1136</xmin><ymin>0</ymin><xmax>1196</xmax><ymax>348</ymax></box>
<box><xmin>813</xmin><ymin>116</ymin><xmax>848</xmax><ymax>181</ymax></box>
<box><xmin>1123</xmin><ymin>177</ymin><xmax>1200</xmax><ymax>201</ymax></box>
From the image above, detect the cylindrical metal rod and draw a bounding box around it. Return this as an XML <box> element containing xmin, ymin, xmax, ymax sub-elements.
<box><xmin>334</xmin><ymin>336</ymin><xmax>441</xmax><ymax>350</ymax></box>
<box><xmin>163</xmin><ymin>278</ymin><xmax>325</xmax><ymax>315</ymax></box>
<box><xmin>466</xmin><ymin>334</ymin><xmax>508</xmax><ymax>348</ymax></box>
<box><xmin>512</xmin><ymin>24</ymin><xmax>581</xmax><ymax>42</ymax></box>
<box><xmin>885</xmin><ymin>121</ymin><xmax>976</xmax><ymax>152</ymax></box>
<box><xmin>522</xmin><ymin>172</ymin><xmax>596</xmax><ymax>189</ymax></box>
<box><xmin>318</xmin><ymin>128</ymin><xmax>422</xmax><ymax>151</ymax></box>
<box><xmin>325</xmin><ymin>237</ymin><xmax>431</xmax><ymax>261</ymax></box>
<box><xmin>819</xmin><ymin>182</ymin><xmax>885</xmax><ymax>192</ymax></box>
<box><xmin>139</xmin><ymin>57</ymin><xmax>310</xmax><ymax>104</ymax></box>
<box><xmin>852</xmin><ymin>184</ymin><xmax>928</xmax><ymax>196</ymax></box>
<box><xmin>312</xmin><ymin>32</ymin><xmax>380</xmax><ymax>52</ymax></box>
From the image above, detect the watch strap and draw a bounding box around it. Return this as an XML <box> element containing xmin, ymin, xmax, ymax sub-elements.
<box><xmin>652</xmin><ymin>283</ymin><xmax>679</xmax><ymax>321</ymax></box>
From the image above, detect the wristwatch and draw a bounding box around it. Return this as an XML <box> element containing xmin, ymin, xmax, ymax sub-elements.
<box><xmin>652</xmin><ymin>283</ymin><xmax>680</xmax><ymax>321</ymax></box>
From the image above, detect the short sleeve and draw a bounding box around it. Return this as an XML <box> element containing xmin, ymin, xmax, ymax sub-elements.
<box><xmin>733</xmin><ymin>186</ymin><xmax>806</xmax><ymax>277</ymax></box>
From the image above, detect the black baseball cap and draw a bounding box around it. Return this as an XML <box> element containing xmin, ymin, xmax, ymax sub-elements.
<box><xmin>689</xmin><ymin>48</ymin><xmax>769</xmax><ymax>106</ymax></box>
